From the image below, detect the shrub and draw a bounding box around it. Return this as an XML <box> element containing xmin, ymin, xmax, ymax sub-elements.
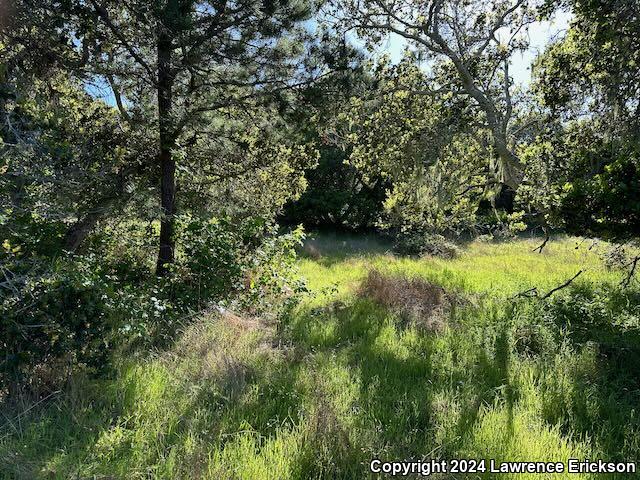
<box><xmin>236</xmin><ymin>224</ymin><xmax>307</xmax><ymax>316</ymax></box>
<box><xmin>280</xmin><ymin>148</ymin><xmax>388</xmax><ymax>231</ymax></box>
<box><xmin>174</xmin><ymin>216</ymin><xmax>306</xmax><ymax>316</ymax></box>
<box><xmin>0</xmin><ymin>253</ymin><xmax>167</xmax><ymax>395</ymax></box>
<box><xmin>392</xmin><ymin>231</ymin><xmax>460</xmax><ymax>258</ymax></box>
<box><xmin>560</xmin><ymin>145</ymin><xmax>640</xmax><ymax>241</ymax></box>
<box><xmin>0</xmin><ymin>217</ymin><xmax>306</xmax><ymax>396</ymax></box>
<box><xmin>173</xmin><ymin>217</ymin><xmax>247</xmax><ymax>309</ymax></box>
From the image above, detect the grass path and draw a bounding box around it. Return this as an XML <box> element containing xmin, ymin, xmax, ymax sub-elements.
<box><xmin>2</xmin><ymin>235</ymin><xmax>639</xmax><ymax>479</ymax></box>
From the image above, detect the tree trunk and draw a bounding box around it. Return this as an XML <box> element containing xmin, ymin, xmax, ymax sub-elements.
<box><xmin>64</xmin><ymin>194</ymin><xmax>125</xmax><ymax>252</ymax></box>
<box><xmin>493</xmin><ymin>135</ymin><xmax>523</xmax><ymax>190</ymax></box>
<box><xmin>64</xmin><ymin>210</ymin><xmax>103</xmax><ymax>252</ymax></box>
<box><xmin>429</xmin><ymin>32</ymin><xmax>524</xmax><ymax>189</ymax></box>
<box><xmin>155</xmin><ymin>24</ymin><xmax>176</xmax><ymax>276</ymax></box>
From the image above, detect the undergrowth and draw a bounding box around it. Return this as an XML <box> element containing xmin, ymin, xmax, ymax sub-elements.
<box><xmin>1</xmin><ymin>235</ymin><xmax>639</xmax><ymax>479</ymax></box>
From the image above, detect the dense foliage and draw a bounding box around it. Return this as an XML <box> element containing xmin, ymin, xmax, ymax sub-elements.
<box><xmin>528</xmin><ymin>0</ymin><xmax>640</xmax><ymax>240</ymax></box>
<box><xmin>2</xmin><ymin>3</ymin><xmax>640</xmax><ymax>476</ymax></box>
<box><xmin>1</xmin><ymin>214</ymin><xmax>305</xmax><ymax>392</ymax></box>
<box><xmin>281</xmin><ymin>146</ymin><xmax>388</xmax><ymax>231</ymax></box>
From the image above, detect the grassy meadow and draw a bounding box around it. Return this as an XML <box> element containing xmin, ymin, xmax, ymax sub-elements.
<box><xmin>2</xmin><ymin>234</ymin><xmax>639</xmax><ymax>479</ymax></box>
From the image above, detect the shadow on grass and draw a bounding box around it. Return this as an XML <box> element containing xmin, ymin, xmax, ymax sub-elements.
<box><xmin>283</xmin><ymin>296</ymin><xmax>519</xmax><ymax>471</ymax></box>
<box><xmin>0</xmin><ymin>343</ymin><xmax>310</xmax><ymax>478</ymax></box>
<box><xmin>6</xmin><ymin>279</ymin><xmax>640</xmax><ymax>478</ymax></box>
<box><xmin>538</xmin><ymin>284</ymin><xmax>640</xmax><ymax>461</ymax></box>
<box><xmin>453</xmin><ymin>328</ymin><xmax>516</xmax><ymax>452</ymax></box>
<box><xmin>298</xmin><ymin>231</ymin><xmax>393</xmax><ymax>266</ymax></box>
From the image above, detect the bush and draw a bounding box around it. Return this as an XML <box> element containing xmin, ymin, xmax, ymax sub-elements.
<box><xmin>0</xmin><ymin>253</ymin><xmax>168</xmax><ymax>394</ymax></box>
<box><xmin>560</xmin><ymin>144</ymin><xmax>640</xmax><ymax>241</ymax></box>
<box><xmin>392</xmin><ymin>231</ymin><xmax>460</xmax><ymax>258</ymax></box>
<box><xmin>236</xmin><ymin>225</ymin><xmax>307</xmax><ymax>316</ymax></box>
<box><xmin>0</xmin><ymin>217</ymin><xmax>306</xmax><ymax>396</ymax></box>
<box><xmin>173</xmin><ymin>217</ymin><xmax>247</xmax><ymax>308</ymax></box>
<box><xmin>174</xmin><ymin>216</ymin><xmax>306</xmax><ymax>315</ymax></box>
<box><xmin>280</xmin><ymin>148</ymin><xmax>388</xmax><ymax>231</ymax></box>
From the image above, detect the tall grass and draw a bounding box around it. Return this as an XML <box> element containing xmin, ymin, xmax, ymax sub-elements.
<box><xmin>1</xmin><ymin>235</ymin><xmax>638</xmax><ymax>479</ymax></box>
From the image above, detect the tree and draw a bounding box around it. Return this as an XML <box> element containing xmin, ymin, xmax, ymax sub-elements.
<box><xmin>0</xmin><ymin>66</ymin><xmax>155</xmax><ymax>255</ymax></box>
<box><xmin>3</xmin><ymin>0</ymin><xmax>321</xmax><ymax>274</ymax></box>
<box><xmin>280</xmin><ymin>55</ymin><xmax>389</xmax><ymax>231</ymax></box>
<box><xmin>326</xmin><ymin>0</ymin><xmax>540</xmax><ymax>190</ymax></box>
<box><xmin>338</xmin><ymin>59</ymin><xmax>489</xmax><ymax>236</ymax></box>
<box><xmin>535</xmin><ymin>0</ymin><xmax>639</xmax><ymax>134</ymax></box>
<box><xmin>529</xmin><ymin>0</ymin><xmax>640</xmax><ymax>241</ymax></box>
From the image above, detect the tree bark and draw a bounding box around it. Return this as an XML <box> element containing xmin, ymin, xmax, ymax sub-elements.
<box><xmin>155</xmin><ymin>21</ymin><xmax>176</xmax><ymax>276</ymax></box>
<box><xmin>63</xmin><ymin>194</ymin><xmax>126</xmax><ymax>252</ymax></box>
<box><xmin>64</xmin><ymin>209</ymin><xmax>104</xmax><ymax>252</ymax></box>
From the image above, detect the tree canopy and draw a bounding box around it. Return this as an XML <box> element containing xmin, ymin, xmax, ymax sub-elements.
<box><xmin>2</xmin><ymin>0</ymin><xmax>640</xmax><ymax>394</ymax></box>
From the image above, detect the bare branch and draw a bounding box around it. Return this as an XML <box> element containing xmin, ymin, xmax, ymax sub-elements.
<box><xmin>533</xmin><ymin>228</ymin><xmax>549</xmax><ymax>253</ymax></box>
<box><xmin>89</xmin><ymin>0</ymin><xmax>156</xmax><ymax>81</ymax></box>
<box><xmin>106</xmin><ymin>74</ymin><xmax>131</xmax><ymax>122</ymax></box>
<box><xmin>510</xmin><ymin>286</ymin><xmax>538</xmax><ymax>300</ymax></box>
<box><xmin>621</xmin><ymin>256</ymin><xmax>640</xmax><ymax>287</ymax></box>
<box><xmin>541</xmin><ymin>270</ymin><xmax>583</xmax><ymax>299</ymax></box>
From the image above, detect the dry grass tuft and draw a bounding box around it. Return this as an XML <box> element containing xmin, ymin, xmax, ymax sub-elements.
<box><xmin>217</xmin><ymin>309</ymin><xmax>264</xmax><ymax>332</ymax></box>
<box><xmin>166</xmin><ymin>309</ymin><xmax>276</xmax><ymax>397</ymax></box>
<box><xmin>359</xmin><ymin>270</ymin><xmax>451</xmax><ymax>331</ymax></box>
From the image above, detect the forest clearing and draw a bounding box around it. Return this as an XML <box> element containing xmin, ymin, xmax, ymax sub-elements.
<box><xmin>2</xmin><ymin>0</ymin><xmax>640</xmax><ymax>478</ymax></box>
<box><xmin>2</xmin><ymin>234</ymin><xmax>640</xmax><ymax>478</ymax></box>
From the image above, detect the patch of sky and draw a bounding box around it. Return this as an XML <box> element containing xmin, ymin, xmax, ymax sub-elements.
<box><xmin>371</xmin><ymin>8</ymin><xmax>571</xmax><ymax>87</ymax></box>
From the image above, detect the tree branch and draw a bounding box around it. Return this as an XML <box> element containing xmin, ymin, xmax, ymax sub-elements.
<box><xmin>541</xmin><ymin>270</ymin><xmax>583</xmax><ymax>299</ymax></box>
<box><xmin>89</xmin><ymin>0</ymin><xmax>156</xmax><ymax>82</ymax></box>
<box><xmin>621</xmin><ymin>256</ymin><xmax>640</xmax><ymax>287</ymax></box>
<box><xmin>106</xmin><ymin>74</ymin><xmax>131</xmax><ymax>122</ymax></box>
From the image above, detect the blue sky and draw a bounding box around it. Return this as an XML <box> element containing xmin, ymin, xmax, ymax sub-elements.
<box><xmin>89</xmin><ymin>8</ymin><xmax>571</xmax><ymax>105</ymax></box>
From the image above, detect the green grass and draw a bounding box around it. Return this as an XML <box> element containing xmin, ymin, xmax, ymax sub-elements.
<box><xmin>299</xmin><ymin>234</ymin><xmax>617</xmax><ymax>299</ymax></box>
<box><xmin>2</xmin><ymin>234</ymin><xmax>639</xmax><ymax>479</ymax></box>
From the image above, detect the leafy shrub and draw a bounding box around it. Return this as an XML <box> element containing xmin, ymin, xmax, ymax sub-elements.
<box><xmin>517</xmin><ymin>125</ymin><xmax>640</xmax><ymax>242</ymax></box>
<box><xmin>173</xmin><ymin>217</ymin><xmax>247</xmax><ymax>308</ymax></box>
<box><xmin>560</xmin><ymin>143</ymin><xmax>640</xmax><ymax>241</ymax></box>
<box><xmin>237</xmin><ymin>225</ymin><xmax>307</xmax><ymax>316</ymax></box>
<box><xmin>392</xmin><ymin>231</ymin><xmax>460</xmax><ymax>258</ymax></box>
<box><xmin>1</xmin><ymin>217</ymin><xmax>306</xmax><ymax>395</ymax></box>
<box><xmin>510</xmin><ymin>282</ymin><xmax>640</xmax><ymax>370</ymax></box>
<box><xmin>281</xmin><ymin>147</ymin><xmax>388</xmax><ymax>231</ymax></box>
<box><xmin>0</xmin><ymin>253</ymin><xmax>169</xmax><ymax>394</ymax></box>
<box><xmin>173</xmin><ymin>216</ymin><xmax>306</xmax><ymax>315</ymax></box>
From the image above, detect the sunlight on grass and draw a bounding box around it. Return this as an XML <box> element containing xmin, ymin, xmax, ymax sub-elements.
<box><xmin>298</xmin><ymin>235</ymin><xmax>618</xmax><ymax>301</ymax></box>
<box><xmin>3</xmin><ymin>235</ymin><xmax>638</xmax><ymax>479</ymax></box>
